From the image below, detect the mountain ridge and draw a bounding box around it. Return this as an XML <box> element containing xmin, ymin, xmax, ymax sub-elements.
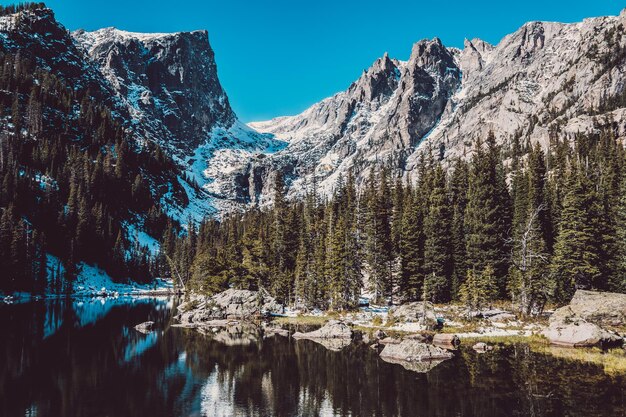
<box><xmin>246</xmin><ymin>8</ymin><xmax>626</xmax><ymax>202</ymax></box>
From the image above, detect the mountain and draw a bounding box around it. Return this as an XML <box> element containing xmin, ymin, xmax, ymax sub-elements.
<box><xmin>72</xmin><ymin>26</ymin><xmax>287</xmax><ymax>213</ymax></box>
<box><xmin>0</xmin><ymin>4</ymin><xmax>189</xmax><ymax>288</ymax></box>
<box><xmin>248</xmin><ymin>8</ymin><xmax>626</xmax><ymax>201</ymax></box>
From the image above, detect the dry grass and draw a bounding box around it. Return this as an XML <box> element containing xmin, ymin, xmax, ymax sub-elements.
<box><xmin>461</xmin><ymin>333</ymin><xmax>626</xmax><ymax>375</ymax></box>
<box><xmin>272</xmin><ymin>315</ymin><xmax>328</xmax><ymax>326</ymax></box>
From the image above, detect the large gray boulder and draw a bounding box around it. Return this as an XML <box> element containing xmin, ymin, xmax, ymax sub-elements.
<box><xmin>390</xmin><ymin>301</ymin><xmax>438</xmax><ymax>329</ymax></box>
<box><xmin>542</xmin><ymin>290</ymin><xmax>625</xmax><ymax>347</ymax></box>
<box><xmin>292</xmin><ymin>320</ymin><xmax>356</xmax><ymax>351</ymax></box>
<box><xmin>541</xmin><ymin>320</ymin><xmax>622</xmax><ymax>348</ymax></box>
<box><xmin>552</xmin><ymin>290</ymin><xmax>626</xmax><ymax>329</ymax></box>
<box><xmin>379</xmin><ymin>340</ymin><xmax>454</xmax><ymax>372</ymax></box>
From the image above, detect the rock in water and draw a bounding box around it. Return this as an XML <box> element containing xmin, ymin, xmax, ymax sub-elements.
<box><xmin>292</xmin><ymin>320</ymin><xmax>356</xmax><ymax>351</ymax></box>
<box><xmin>134</xmin><ymin>321</ymin><xmax>154</xmax><ymax>333</ymax></box>
<box><xmin>292</xmin><ymin>320</ymin><xmax>354</xmax><ymax>340</ymax></box>
<box><xmin>380</xmin><ymin>340</ymin><xmax>454</xmax><ymax>362</ymax></box>
<box><xmin>379</xmin><ymin>340</ymin><xmax>454</xmax><ymax>372</ymax></box>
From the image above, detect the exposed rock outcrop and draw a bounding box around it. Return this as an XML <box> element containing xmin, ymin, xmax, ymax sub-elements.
<box><xmin>175</xmin><ymin>289</ymin><xmax>283</xmax><ymax>325</ymax></box>
<box><xmin>247</xmin><ymin>10</ymin><xmax>626</xmax><ymax>209</ymax></box>
<box><xmin>390</xmin><ymin>301</ymin><xmax>438</xmax><ymax>330</ymax></box>
<box><xmin>542</xmin><ymin>290</ymin><xmax>625</xmax><ymax>347</ymax></box>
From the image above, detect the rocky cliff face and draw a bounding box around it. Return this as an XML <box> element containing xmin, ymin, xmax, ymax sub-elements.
<box><xmin>72</xmin><ymin>27</ymin><xmax>235</xmax><ymax>157</ymax></box>
<box><xmin>72</xmin><ymin>27</ymin><xmax>287</xmax><ymax>211</ymax></box>
<box><xmin>245</xmin><ymin>38</ymin><xmax>461</xmax><ymax>203</ymax></box>
<box><xmin>5</xmin><ymin>6</ymin><xmax>626</xmax><ymax>214</ymax></box>
<box><xmin>248</xmin><ymin>9</ymin><xmax>626</xmax><ymax>203</ymax></box>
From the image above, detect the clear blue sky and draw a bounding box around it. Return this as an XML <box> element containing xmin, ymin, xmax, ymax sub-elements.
<box><xmin>6</xmin><ymin>1</ymin><xmax>625</xmax><ymax>121</ymax></box>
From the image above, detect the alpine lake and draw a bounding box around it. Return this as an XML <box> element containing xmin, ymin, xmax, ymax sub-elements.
<box><xmin>1</xmin><ymin>297</ymin><xmax>624</xmax><ymax>417</ymax></box>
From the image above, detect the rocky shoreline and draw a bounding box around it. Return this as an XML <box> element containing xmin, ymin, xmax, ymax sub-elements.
<box><xmin>172</xmin><ymin>288</ymin><xmax>626</xmax><ymax>373</ymax></box>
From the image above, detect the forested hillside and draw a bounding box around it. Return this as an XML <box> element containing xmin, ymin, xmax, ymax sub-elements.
<box><xmin>0</xmin><ymin>3</ymin><xmax>182</xmax><ymax>293</ymax></box>
<box><xmin>167</xmin><ymin>130</ymin><xmax>626</xmax><ymax>312</ymax></box>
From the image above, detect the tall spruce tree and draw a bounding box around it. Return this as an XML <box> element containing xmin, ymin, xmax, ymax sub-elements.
<box><xmin>423</xmin><ymin>165</ymin><xmax>453</xmax><ymax>302</ymax></box>
<box><xmin>550</xmin><ymin>163</ymin><xmax>602</xmax><ymax>301</ymax></box>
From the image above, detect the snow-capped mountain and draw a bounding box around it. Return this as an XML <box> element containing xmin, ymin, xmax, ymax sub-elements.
<box><xmin>248</xmin><ymin>8</ymin><xmax>626</xmax><ymax>201</ymax></box>
<box><xmin>4</xmin><ymin>5</ymin><xmax>626</xmax><ymax>215</ymax></box>
<box><xmin>72</xmin><ymin>26</ymin><xmax>287</xmax><ymax>212</ymax></box>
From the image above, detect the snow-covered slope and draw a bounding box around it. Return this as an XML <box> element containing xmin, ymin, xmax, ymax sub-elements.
<box><xmin>248</xmin><ymin>9</ymin><xmax>626</xmax><ymax>202</ymax></box>
<box><xmin>72</xmin><ymin>27</ymin><xmax>288</xmax><ymax>210</ymax></box>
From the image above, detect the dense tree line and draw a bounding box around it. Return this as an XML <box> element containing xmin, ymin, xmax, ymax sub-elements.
<box><xmin>167</xmin><ymin>130</ymin><xmax>626</xmax><ymax>313</ymax></box>
<box><xmin>0</xmin><ymin>49</ymin><xmax>180</xmax><ymax>293</ymax></box>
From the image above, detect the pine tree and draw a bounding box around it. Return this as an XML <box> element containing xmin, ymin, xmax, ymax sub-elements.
<box><xmin>550</xmin><ymin>163</ymin><xmax>602</xmax><ymax>301</ymax></box>
<box><xmin>465</xmin><ymin>133</ymin><xmax>511</xmax><ymax>297</ymax></box>
<box><xmin>449</xmin><ymin>158</ymin><xmax>469</xmax><ymax>299</ymax></box>
<box><xmin>423</xmin><ymin>165</ymin><xmax>453</xmax><ymax>302</ymax></box>
<box><xmin>459</xmin><ymin>265</ymin><xmax>498</xmax><ymax>314</ymax></box>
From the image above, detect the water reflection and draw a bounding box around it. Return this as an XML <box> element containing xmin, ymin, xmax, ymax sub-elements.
<box><xmin>0</xmin><ymin>299</ymin><xmax>624</xmax><ymax>417</ymax></box>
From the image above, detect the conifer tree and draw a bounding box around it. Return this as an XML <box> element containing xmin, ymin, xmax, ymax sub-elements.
<box><xmin>550</xmin><ymin>163</ymin><xmax>602</xmax><ymax>301</ymax></box>
<box><xmin>423</xmin><ymin>165</ymin><xmax>453</xmax><ymax>302</ymax></box>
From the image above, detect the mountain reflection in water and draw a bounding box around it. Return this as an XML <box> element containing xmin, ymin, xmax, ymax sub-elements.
<box><xmin>0</xmin><ymin>298</ymin><xmax>624</xmax><ymax>417</ymax></box>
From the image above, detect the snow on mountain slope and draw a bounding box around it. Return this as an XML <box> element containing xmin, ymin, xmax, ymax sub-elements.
<box><xmin>246</xmin><ymin>39</ymin><xmax>461</xmax><ymax>201</ymax></box>
<box><xmin>73</xmin><ymin>27</ymin><xmax>288</xmax><ymax>210</ymax></box>
<box><xmin>248</xmin><ymin>9</ymin><xmax>626</xmax><ymax>202</ymax></box>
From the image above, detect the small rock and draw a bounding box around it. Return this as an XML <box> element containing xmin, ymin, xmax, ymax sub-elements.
<box><xmin>134</xmin><ymin>321</ymin><xmax>154</xmax><ymax>333</ymax></box>
<box><xmin>472</xmin><ymin>342</ymin><xmax>494</xmax><ymax>353</ymax></box>
<box><xmin>373</xmin><ymin>329</ymin><xmax>387</xmax><ymax>340</ymax></box>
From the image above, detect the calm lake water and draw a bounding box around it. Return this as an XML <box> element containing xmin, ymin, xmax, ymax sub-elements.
<box><xmin>1</xmin><ymin>298</ymin><xmax>624</xmax><ymax>417</ymax></box>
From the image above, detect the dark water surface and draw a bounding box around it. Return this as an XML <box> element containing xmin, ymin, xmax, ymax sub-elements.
<box><xmin>1</xmin><ymin>298</ymin><xmax>624</xmax><ymax>417</ymax></box>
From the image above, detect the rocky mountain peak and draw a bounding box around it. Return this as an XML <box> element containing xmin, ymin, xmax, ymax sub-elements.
<box><xmin>348</xmin><ymin>52</ymin><xmax>401</xmax><ymax>104</ymax></box>
<box><xmin>408</xmin><ymin>37</ymin><xmax>455</xmax><ymax>74</ymax></box>
<box><xmin>73</xmin><ymin>26</ymin><xmax>236</xmax><ymax>158</ymax></box>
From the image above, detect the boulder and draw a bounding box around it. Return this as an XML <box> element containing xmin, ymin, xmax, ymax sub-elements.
<box><xmin>551</xmin><ymin>290</ymin><xmax>626</xmax><ymax>329</ymax></box>
<box><xmin>292</xmin><ymin>320</ymin><xmax>356</xmax><ymax>351</ymax></box>
<box><xmin>380</xmin><ymin>340</ymin><xmax>454</xmax><ymax>365</ymax></box>
<box><xmin>541</xmin><ymin>320</ymin><xmax>623</xmax><ymax>348</ymax></box>
<box><xmin>134</xmin><ymin>321</ymin><xmax>154</xmax><ymax>333</ymax></box>
<box><xmin>175</xmin><ymin>289</ymin><xmax>283</xmax><ymax>325</ymax></box>
<box><xmin>390</xmin><ymin>301</ymin><xmax>438</xmax><ymax>329</ymax></box>
<box><xmin>541</xmin><ymin>290</ymin><xmax>626</xmax><ymax>348</ymax></box>
<box><xmin>292</xmin><ymin>320</ymin><xmax>354</xmax><ymax>340</ymax></box>
<box><xmin>473</xmin><ymin>342</ymin><xmax>494</xmax><ymax>353</ymax></box>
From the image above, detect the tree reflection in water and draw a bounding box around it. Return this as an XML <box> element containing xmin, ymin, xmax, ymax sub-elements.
<box><xmin>0</xmin><ymin>299</ymin><xmax>624</xmax><ymax>417</ymax></box>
